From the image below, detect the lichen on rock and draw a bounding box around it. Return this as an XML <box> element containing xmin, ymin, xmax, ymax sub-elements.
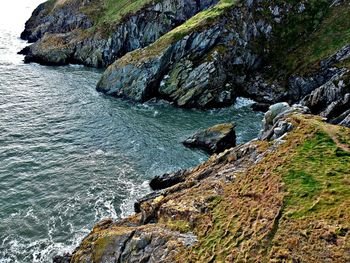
<box><xmin>183</xmin><ymin>122</ymin><xmax>236</xmax><ymax>154</ymax></box>
<box><xmin>59</xmin><ymin>109</ymin><xmax>350</xmax><ymax>262</ymax></box>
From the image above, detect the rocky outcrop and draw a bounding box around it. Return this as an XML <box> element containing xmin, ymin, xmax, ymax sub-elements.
<box><xmin>259</xmin><ymin>102</ymin><xmax>310</xmax><ymax>140</ymax></box>
<box><xmin>21</xmin><ymin>0</ymin><xmax>350</xmax><ymax>111</ymax></box>
<box><xmin>149</xmin><ymin>169</ymin><xmax>190</xmax><ymax>191</ymax></box>
<box><xmin>20</xmin><ymin>0</ymin><xmax>93</xmax><ymax>43</ymax></box>
<box><xmin>96</xmin><ymin>0</ymin><xmax>350</xmax><ymax>109</ymax></box>
<box><xmin>96</xmin><ymin>0</ymin><xmax>275</xmax><ymax>108</ymax></box>
<box><xmin>21</xmin><ymin>0</ymin><xmax>219</xmax><ymax>67</ymax></box>
<box><xmin>183</xmin><ymin>123</ymin><xmax>236</xmax><ymax>154</ymax></box>
<box><xmin>60</xmin><ymin>111</ymin><xmax>350</xmax><ymax>262</ymax></box>
<box><xmin>340</xmin><ymin>112</ymin><xmax>350</xmax><ymax>127</ymax></box>
<box><xmin>300</xmin><ymin>45</ymin><xmax>350</xmax><ymax>127</ymax></box>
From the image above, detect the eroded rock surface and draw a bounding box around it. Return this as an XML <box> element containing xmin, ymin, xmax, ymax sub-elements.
<box><xmin>183</xmin><ymin>122</ymin><xmax>236</xmax><ymax>154</ymax></box>
<box><xmin>21</xmin><ymin>0</ymin><xmax>219</xmax><ymax>67</ymax></box>
<box><xmin>300</xmin><ymin>45</ymin><xmax>350</xmax><ymax>127</ymax></box>
<box><xmin>62</xmin><ymin>111</ymin><xmax>350</xmax><ymax>262</ymax></box>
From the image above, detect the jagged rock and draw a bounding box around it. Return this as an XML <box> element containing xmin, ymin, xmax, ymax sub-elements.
<box><xmin>183</xmin><ymin>123</ymin><xmax>236</xmax><ymax>154</ymax></box>
<box><xmin>96</xmin><ymin>24</ymin><xmax>232</xmax><ymax>106</ymax></box>
<box><xmin>322</xmin><ymin>93</ymin><xmax>350</xmax><ymax>120</ymax></box>
<box><xmin>21</xmin><ymin>0</ymin><xmax>219</xmax><ymax>67</ymax></box>
<box><xmin>150</xmin><ymin>169</ymin><xmax>189</xmax><ymax>191</ymax></box>
<box><xmin>301</xmin><ymin>69</ymin><xmax>349</xmax><ymax>113</ymax></box>
<box><xmin>340</xmin><ymin>112</ymin><xmax>350</xmax><ymax>127</ymax></box>
<box><xmin>21</xmin><ymin>0</ymin><xmax>93</xmax><ymax>43</ymax></box>
<box><xmin>52</xmin><ymin>253</ymin><xmax>71</xmax><ymax>263</ymax></box>
<box><xmin>331</xmin><ymin>109</ymin><xmax>350</xmax><ymax>124</ymax></box>
<box><xmin>320</xmin><ymin>44</ymin><xmax>350</xmax><ymax>69</ymax></box>
<box><xmin>300</xmin><ymin>60</ymin><xmax>350</xmax><ymax>125</ymax></box>
<box><xmin>96</xmin><ymin>0</ymin><xmax>276</xmax><ymax>108</ymax></box>
<box><xmin>260</xmin><ymin>103</ymin><xmax>310</xmax><ymax>140</ymax></box>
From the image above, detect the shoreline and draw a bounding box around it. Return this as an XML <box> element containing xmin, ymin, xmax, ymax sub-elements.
<box><xmin>11</xmin><ymin>0</ymin><xmax>350</xmax><ymax>261</ymax></box>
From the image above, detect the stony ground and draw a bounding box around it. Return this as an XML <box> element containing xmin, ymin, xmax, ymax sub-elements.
<box><xmin>64</xmin><ymin>110</ymin><xmax>350</xmax><ymax>263</ymax></box>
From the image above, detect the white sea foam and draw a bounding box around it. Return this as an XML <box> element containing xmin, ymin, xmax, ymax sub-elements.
<box><xmin>233</xmin><ymin>97</ymin><xmax>256</xmax><ymax>109</ymax></box>
<box><xmin>120</xmin><ymin>180</ymin><xmax>150</xmax><ymax>218</ymax></box>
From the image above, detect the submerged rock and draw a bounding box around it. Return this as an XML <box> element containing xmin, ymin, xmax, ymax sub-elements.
<box><xmin>183</xmin><ymin>123</ymin><xmax>236</xmax><ymax>154</ymax></box>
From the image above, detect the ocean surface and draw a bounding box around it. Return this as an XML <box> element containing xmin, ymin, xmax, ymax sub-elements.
<box><xmin>0</xmin><ymin>1</ymin><xmax>263</xmax><ymax>262</ymax></box>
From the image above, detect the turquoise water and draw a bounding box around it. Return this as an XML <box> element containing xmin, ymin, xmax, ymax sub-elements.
<box><xmin>0</xmin><ymin>1</ymin><xmax>263</xmax><ymax>262</ymax></box>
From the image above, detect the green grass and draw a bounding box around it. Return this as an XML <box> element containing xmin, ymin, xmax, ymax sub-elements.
<box><xmin>267</xmin><ymin>0</ymin><xmax>350</xmax><ymax>76</ymax></box>
<box><xmin>96</xmin><ymin>0</ymin><xmax>159</xmax><ymax>25</ymax></box>
<box><xmin>282</xmin><ymin>131</ymin><xmax>350</xmax><ymax>218</ymax></box>
<box><xmin>175</xmin><ymin>116</ymin><xmax>350</xmax><ymax>261</ymax></box>
<box><xmin>118</xmin><ymin>0</ymin><xmax>236</xmax><ymax>64</ymax></box>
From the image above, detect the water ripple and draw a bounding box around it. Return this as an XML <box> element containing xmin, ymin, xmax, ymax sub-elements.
<box><xmin>0</xmin><ymin>1</ymin><xmax>263</xmax><ymax>262</ymax></box>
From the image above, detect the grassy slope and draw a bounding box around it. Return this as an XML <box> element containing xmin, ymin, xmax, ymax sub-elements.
<box><xmin>80</xmin><ymin>0</ymin><xmax>162</xmax><ymax>27</ymax></box>
<box><xmin>118</xmin><ymin>0</ymin><xmax>236</xmax><ymax>65</ymax></box>
<box><xmin>116</xmin><ymin>0</ymin><xmax>350</xmax><ymax>74</ymax></box>
<box><xmin>266</xmin><ymin>0</ymin><xmax>350</xmax><ymax>77</ymax></box>
<box><xmin>168</xmin><ymin>115</ymin><xmax>350</xmax><ymax>262</ymax></box>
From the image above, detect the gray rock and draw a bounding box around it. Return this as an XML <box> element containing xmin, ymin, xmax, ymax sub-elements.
<box><xmin>340</xmin><ymin>113</ymin><xmax>350</xmax><ymax>128</ymax></box>
<box><xmin>301</xmin><ymin>65</ymin><xmax>350</xmax><ymax>124</ymax></box>
<box><xmin>96</xmin><ymin>0</ymin><xmax>274</xmax><ymax>108</ymax></box>
<box><xmin>262</xmin><ymin>102</ymin><xmax>290</xmax><ymax>131</ymax></box>
<box><xmin>22</xmin><ymin>0</ymin><xmax>219</xmax><ymax>67</ymax></box>
<box><xmin>259</xmin><ymin>103</ymin><xmax>310</xmax><ymax>140</ymax></box>
<box><xmin>183</xmin><ymin>123</ymin><xmax>236</xmax><ymax>154</ymax></box>
<box><xmin>150</xmin><ymin>169</ymin><xmax>189</xmax><ymax>191</ymax></box>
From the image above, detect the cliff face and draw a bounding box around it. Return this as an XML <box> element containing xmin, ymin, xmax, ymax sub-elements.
<box><xmin>59</xmin><ymin>108</ymin><xmax>350</xmax><ymax>262</ymax></box>
<box><xmin>20</xmin><ymin>2</ymin><xmax>350</xmax><ymax>261</ymax></box>
<box><xmin>20</xmin><ymin>0</ymin><xmax>219</xmax><ymax>67</ymax></box>
<box><xmin>22</xmin><ymin>0</ymin><xmax>350</xmax><ymax>118</ymax></box>
<box><xmin>96</xmin><ymin>0</ymin><xmax>350</xmax><ymax>111</ymax></box>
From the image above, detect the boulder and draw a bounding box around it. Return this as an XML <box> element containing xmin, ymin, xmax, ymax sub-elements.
<box><xmin>150</xmin><ymin>169</ymin><xmax>189</xmax><ymax>191</ymax></box>
<box><xmin>183</xmin><ymin>123</ymin><xmax>236</xmax><ymax>154</ymax></box>
<box><xmin>340</xmin><ymin>112</ymin><xmax>350</xmax><ymax>128</ymax></box>
<box><xmin>259</xmin><ymin>103</ymin><xmax>310</xmax><ymax>140</ymax></box>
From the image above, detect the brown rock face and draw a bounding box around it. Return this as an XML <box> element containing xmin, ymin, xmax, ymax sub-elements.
<box><xmin>62</xmin><ymin>113</ymin><xmax>350</xmax><ymax>262</ymax></box>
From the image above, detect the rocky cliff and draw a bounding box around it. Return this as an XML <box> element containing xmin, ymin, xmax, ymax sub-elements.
<box><xmin>22</xmin><ymin>0</ymin><xmax>350</xmax><ymax>118</ymax></box>
<box><xmin>54</xmin><ymin>106</ymin><xmax>350</xmax><ymax>262</ymax></box>
<box><xmin>20</xmin><ymin>0</ymin><xmax>218</xmax><ymax>67</ymax></box>
<box><xmin>20</xmin><ymin>1</ymin><xmax>350</xmax><ymax>262</ymax></box>
<box><xmin>96</xmin><ymin>0</ymin><xmax>350</xmax><ymax>112</ymax></box>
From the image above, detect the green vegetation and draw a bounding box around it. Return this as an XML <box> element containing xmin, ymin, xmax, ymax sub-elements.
<box><xmin>174</xmin><ymin>115</ymin><xmax>350</xmax><ymax>262</ymax></box>
<box><xmin>119</xmin><ymin>0</ymin><xmax>237</xmax><ymax>64</ymax></box>
<box><xmin>283</xmin><ymin>131</ymin><xmax>350</xmax><ymax>218</ymax></box>
<box><xmin>81</xmin><ymin>0</ymin><xmax>161</xmax><ymax>26</ymax></box>
<box><xmin>268</xmin><ymin>0</ymin><xmax>350</xmax><ymax>76</ymax></box>
<box><xmin>160</xmin><ymin>218</ymin><xmax>191</xmax><ymax>233</ymax></box>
